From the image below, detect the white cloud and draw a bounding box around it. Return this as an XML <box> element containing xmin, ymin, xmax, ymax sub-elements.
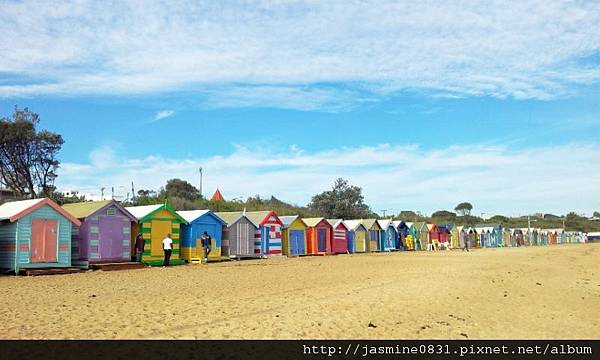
<box><xmin>56</xmin><ymin>142</ymin><xmax>600</xmax><ymax>216</ymax></box>
<box><xmin>1</xmin><ymin>1</ymin><xmax>599</xmax><ymax>109</ymax></box>
<box><xmin>153</xmin><ymin>110</ymin><xmax>175</xmax><ymax>121</ymax></box>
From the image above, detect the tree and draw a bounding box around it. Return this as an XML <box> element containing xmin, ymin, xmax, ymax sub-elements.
<box><xmin>160</xmin><ymin>178</ymin><xmax>200</xmax><ymax>201</ymax></box>
<box><xmin>594</xmin><ymin>211</ymin><xmax>600</xmax><ymax>218</ymax></box>
<box><xmin>0</xmin><ymin>107</ymin><xmax>64</xmax><ymax>198</ymax></box>
<box><xmin>308</xmin><ymin>178</ymin><xmax>371</xmax><ymax>219</ymax></box>
<box><xmin>431</xmin><ymin>210</ymin><xmax>457</xmax><ymax>219</ymax></box>
<box><xmin>454</xmin><ymin>202</ymin><xmax>473</xmax><ymax>216</ymax></box>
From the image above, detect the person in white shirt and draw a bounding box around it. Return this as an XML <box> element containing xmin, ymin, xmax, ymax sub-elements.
<box><xmin>162</xmin><ymin>233</ymin><xmax>173</xmax><ymax>267</ymax></box>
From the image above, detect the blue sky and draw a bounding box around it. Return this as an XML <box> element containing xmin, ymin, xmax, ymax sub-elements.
<box><xmin>1</xmin><ymin>0</ymin><xmax>599</xmax><ymax>216</ymax></box>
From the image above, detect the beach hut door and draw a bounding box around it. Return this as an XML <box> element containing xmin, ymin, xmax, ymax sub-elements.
<box><xmin>30</xmin><ymin>219</ymin><xmax>58</xmax><ymax>263</ymax></box>
<box><xmin>261</xmin><ymin>227</ymin><xmax>269</xmax><ymax>254</ymax></box>
<box><xmin>99</xmin><ymin>217</ymin><xmax>125</xmax><ymax>259</ymax></box>
<box><xmin>317</xmin><ymin>228</ymin><xmax>327</xmax><ymax>252</ymax></box>
<box><xmin>290</xmin><ymin>230</ymin><xmax>304</xmax><ymax>255</ymax></box>
<box><xmin>151</xmin><ymin>220</ymin><xmax>172</xmax><ymax>257</ymax></box>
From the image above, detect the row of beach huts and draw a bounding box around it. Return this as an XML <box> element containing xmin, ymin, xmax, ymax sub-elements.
<box><xmin>0</xmin><ymin>198</ymin><xmax>594</xmax><ymax>274</ymax></box>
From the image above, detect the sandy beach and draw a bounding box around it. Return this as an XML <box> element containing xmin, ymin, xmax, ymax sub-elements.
<box><xmin>1</xmin><ymin>243</ymin><xmax>598</xmax><ymax>339</ymax></box>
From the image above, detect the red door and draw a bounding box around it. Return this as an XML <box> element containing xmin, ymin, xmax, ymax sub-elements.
<box><xmin>31</xmin><ymin>219</ymin><xmax>58</xmax><ymax>263</ymax></box>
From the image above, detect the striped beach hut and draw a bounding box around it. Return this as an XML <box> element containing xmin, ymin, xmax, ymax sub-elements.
<box><xmin>280</xmin><ymin>216</ymin><xmax>307</xmax><ymax>257</ymax></box>
<box><xmin>177</xmin><ymin>210</ymin><xmax>226</xmax><ymax>262</ymax></box>
<box><xmin>344</xmin><ymin>220</ymin><xmax>368</xmax><ymax>253</ymax></box>
<box><xmin>327</xmin><ymin>219</ymin><xmax>348</xmax><ymax>254</ymax></box>
<box><xmin>125</xmin><ymin>203</ymin><xmax>187</xmax><ymax>266</ymax></box>
<box><xmin>0</xmin><ymin>198</ymin><xmax>80</xmax><ymax>273</ymax></box>
<box><xmin>62</xmin><ymin>200</ymin><xmax>137</xmax><ymax>267</ymax></box>
<box><xmin>303</xmin><ymin>218</ymin><xmax>332</xmax><ymax>255</ymax></box>
<box><xmin>511</xmin><ymin>228</ymin><xmax>525</xmax><ymax>246</ymax></box>
<box><xmin>216</xmin><ymin>211</ymin><xmax>283</xmax><ymax>256</ymax></box>
<box><xmin>361</xmin><ymin>219</ymin><xmax>381</xmax><ymax>252</ymax></box>
<box><xmin>216</xmin><ymin>212</ymin><xmax>259</xmax><ymax>258</ymax></box>
<box><xmin>377</xmin><ymin>219</ymin><xmax>397</xmax><ymax>251</ymax></box>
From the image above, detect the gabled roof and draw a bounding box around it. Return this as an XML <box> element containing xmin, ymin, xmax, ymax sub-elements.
<box><xmin>414</xmin><ymin>222</ymin><xmax>426</xmax><ymax>230</ymax></box>
<box><xmin>377</xmin><ymin>219</ymin><xmax>393</xmax><ymax>229</ymax></box>
<box><xmin>405</xmin><ymin>222</ymin><xmax>414</xmax><ymax>229</ymax></box>
<box><xmin>280</xmin><ymin>215</ymin><xmax>307</xmax><ymax>229</ymax></box>
<box><xmin>210</xmin><ymin>189</ymin><xmax>224</xmax><ymax>202</ymax></box>
<box><xmin>361</xmin><ymin>219</ymin><xmax>380</xmax><ymax>230</ymax></box>
<box><xmin>177</xmin><ymin>209</ymin><xmax>225</xmax><ymax>225</ymax></box>
<box><xmin>328</xmin><ymin>219</ymin><xmax>348</xmax><ymax>230</ymax></box>
<box><xmin>62</xmin><ymin>200</ymin><xmax>137</xmax><ymax>222</ymax></box>
<box><xmin>0</xmin><ymin>198</ymin><xmax>81</xmax><ymax>225</ymax></box>
<box><xmin>125</xmin><ymin>203</ymin><xmax>187</xmax><ymax>224</ymax></box>
<box><xmin>344</xmin><ymin>219</ymin><xmax>366</xmax><ymax>231</ymax></box>
<box><xmin>214</xmin><ymin>212</ymin><xmax>256</xmax><ymax>227</ymax></box>
<box><xmin>426</xmin><ymin>223</ymin><xmax>437</xmax><ymax>231</ymax></box>
<box><xmin>214</xmin><ymin>210</ymin><xmax>281</xmax><ymax>227</ymax></box>
<box><xmin>302</xmin><ymin>217</ymin><xmax>329</xmax><ymax>227</ymax></box>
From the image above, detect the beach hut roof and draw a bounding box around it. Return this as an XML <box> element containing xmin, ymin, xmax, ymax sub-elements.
<box><xmin>414</xmin><ymin>221</ymin><xmax>426</xmax><ymax>230</ymax></box>
<box><xmin>328</xmin><ymin>219</ymin><xmax>349</xmax><ymax>229</ymax></box>
<box><xmin>446</xmin><ymin>223</ymin><xmax>455</xmax><ymax>231</ymax></box>
<box><xmin>125</xmin><ymin>203</ymin><xmax>187</xmax><ymax>224</ymax></box>
<box><xmin>376</xmin><ymin>219</ymin><xmax>393</xmax><ymax>229</ymax></box>
<box><xmin>426</xmin><ymin>223</ymin><xmax>436</xmax><ymax>231</ymax></box>
<box><xmin>343</xmin><ymin>219</ymin><xmax>366</xmax><ymax>231</ymax></box>
<box><xmin>280</xmin><ymin>215</ymin><xmax>307</xmax><ymax>228</ymax></box>
<box><xmin>405</xmin><ymin>222</ymin><xmax>414</xmax><ymax>228</ymax></box>
<box><xmin>177</xmin><ymin>209</ymin><xmax>225</xmax><ymax>225</ymax></box>
<box><xmin>214</xmin><ymin>210</ymin><xmax>280</xmax><ymax>227</ymax></box>
<box><xmin>456</xmin><ymin>225</ymin><xmax>464</xmax><ymax>231</ymax></box>
<box><xmin>392</xmin><ymin>220</ymin><xmax>402</xmax><ymax>228</ymax></box>
<box><xmin>302</xmin><ymin>217</ymin><xmax>328</xmax><ymax>227</ymax></box>
<box><xmin>62</xmin><ymin>200</ymin><xmax>137</xmax><ymax>222</ymax></box>
<box><xmin>0</xmin><ymin>198</ymin><xmax>81</xmax><ymax>225</ymax></box>
<box><xmin>361</xmin><ymin>219</ymin><xmax>380</xmax><ymax>230</ymax></box>
<box><xmin>214</xmin><ymin>212</ymin><xmax>258</xmax><ymax>229</ymax></box>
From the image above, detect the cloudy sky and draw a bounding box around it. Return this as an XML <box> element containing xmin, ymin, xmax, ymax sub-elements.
<box><xmin>1</xmin><ymin>0</ymin><xmax>599</xmax><ymax>216</ymax></box>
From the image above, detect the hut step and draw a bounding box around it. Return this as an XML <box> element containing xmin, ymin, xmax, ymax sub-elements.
<box><xmin>88</xmin><ymin>262</ymin><xmax>146</xmax><ymax>271</ymax></box>
<box><xmin>20</xmin><ymin>267</ymin><xmax>85</xmax><ymax>276</ymax></box>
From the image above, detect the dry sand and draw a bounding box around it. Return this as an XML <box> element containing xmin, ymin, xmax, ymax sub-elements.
<box><xmin>1</xmin><ymin>243</ymin><xmax>599</xmax><ymax>339</ymax></box>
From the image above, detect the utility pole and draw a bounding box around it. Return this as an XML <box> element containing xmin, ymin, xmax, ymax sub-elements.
<box><xmin>131</xmin><ymin>181</ymin><xmax>135</xmax><ymax>202</ymax></box>
<box><xmin>199</xmin><ymin>167</ymin><xmax>203</xmax><ymax>199</ymax></box>
<box><xmin>111</xmin><ymin>187</ymin><xmax>114</xmax><ymax>200</ymax></box>
<box><xmin>100</xmin><ymin>187</ymin><xmax>105</xmax><ymax>200</ymax></box>
<box><xmin>381</xmin><ymin>209</ymin><xmax>388</xmax><ymax>218</ymax></box>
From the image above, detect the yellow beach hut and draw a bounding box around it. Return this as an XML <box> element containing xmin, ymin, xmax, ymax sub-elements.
<box><xmin>125</xmin><ymin>203</ymin><xmax>187</xmax><ymax>266</ymax></box>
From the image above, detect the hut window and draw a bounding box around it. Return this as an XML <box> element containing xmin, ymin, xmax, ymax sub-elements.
<box><xmin>107</xmin><ymin>208</ymin><xmax>116</xmax><ymax>216</ymax></box>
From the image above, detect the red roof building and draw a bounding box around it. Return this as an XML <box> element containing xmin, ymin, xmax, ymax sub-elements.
<box><xmin>210</xmin><ymin>189</ymin><xmax>224</xmax><ymax>202</ymax></box>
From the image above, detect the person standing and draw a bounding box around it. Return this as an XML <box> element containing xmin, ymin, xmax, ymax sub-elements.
<box><xmin>463</xmin><ymin>230</ymin><xmax>471</xmax><ymax>252</ymax></box>
<box><xmin>200</xmin><ymin>231</ymin><xmax>212</xmax><ymax>263</ymax></box>
<box><xmin>134</xmin><ymin>233</ymin><xmax>145</xmax><ymax>262</ymax></box>
<box><xmin>162</xmin><ymin>233</ymin><xmax>173</xmax><ymax>267</ymax></box>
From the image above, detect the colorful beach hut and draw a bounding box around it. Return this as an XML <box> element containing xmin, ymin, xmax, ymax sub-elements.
<box><xmin>437</xmin><ymin>224</ymin><xmax>451</xmax><ymax>249</ymax></box>
<box><xmin>177</xmin><ymin>210</ymin><xmax>225</xmax><ymax>262</ymax></box>
<box><xmin>344</xmin><ymin>220</ymin><xmax>368</xmax><ymax>253</ymax></box>
<box><xmin>393</xmin><ymin>220</ymin><xmax>409</xmax><ymax>250</ymax></box>
<box><xmin>215</xmin><ymin>211</ymin><xmax>283</xmax><ymax>255</ymax></box>
<box><xmin>327</xmin><ymin>219</ymin><xmax>349</xmax><ymax>254</ymax></box>
<box><xmin>361</xmin><ymin>219</ymin><xmax>381</xmax><ymax>252</ymax></box>
<box><xmin>415</xmin><ymin>222</ymin><xmax>429</xmax><ymax>250</ymax></box>
<box><xmin>0</xmin><ymin>198</ymin><xmax>80</xmax><ymax>273</ymax></box>
<box><xmin>450</xmin><ymin>225</ymin><xmax>462</xmax><ymax>249</ymax></box>
<box><xmin>280</xmin><ymin>215</ymin><xmax>307</xmax><ymax>257</ymax></box>
<box><xmin>125</xmin><ymin>203</ymin><xmax>187</xmax><ymax>266</ymax></box>
<box><xmin>404</xmin><ymin>222</ymin><xmax>417</xmax><ymax>250</ymax></box>
<box><xmin>62</xmin><ymin>200</ymin><xmax>137</xmax><ymax>267</ymax></box>
<box><xmin>216</xmin><ymin>212</ymin><xmax>259</xmax><ymax>258</ymax></box>
<box><xmin>303</xmin><ymin>218</ymin><xmax>332</xmax><ymax>255</ymax></box>
<box><xmin>377</xmin><ymin>219</ymin><xmax>397</xmax><ymax>251</ymax></box>
<box><xmin>427</xmin><ymin>224</ymin><xmax>439</xmax><ymax>250</ymax></box>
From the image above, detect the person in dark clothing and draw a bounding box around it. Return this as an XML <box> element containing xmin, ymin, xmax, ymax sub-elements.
<box><xmin>134</xmin><ymin>233</ymin><xmax>145</xmax><ymax>262</ymax></box>
<box><xmin>200</xmin><ymin>231</ymin><xmax>212</xmax><ymax>263</ymax></box>
<box><xmin>463</xmin><ymin>230</ymin><xmax>471</xmax><ymax>252</ymax></box>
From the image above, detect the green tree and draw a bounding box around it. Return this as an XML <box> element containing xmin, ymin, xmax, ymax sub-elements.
<box><xmin>454</xmin><ymin>202</ymin><xmax>473</xmax><ymax>216</ymax></box>
<box><xmin>308</xmin><ymin>178</ymin><xmax>371</xmax><ymax>219</ymax></box>
<box><xmin>160</xmin><ymin>178</ymin><xmax>200</xmax><ymax>201</ymax></box>
<box><xmin>431</xmin><ymin>210</ymin><xmax>457</xmax><ymax>219</ymax></box>
<box><xmin>594</xmin><ymin>211</ymin><xmax>600</xmax><ymax>218</ymax></box>
<box><xmin>0</xmin><ymin>107</ymin><xmax>64</xmax><ymax>198</ymax></box>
